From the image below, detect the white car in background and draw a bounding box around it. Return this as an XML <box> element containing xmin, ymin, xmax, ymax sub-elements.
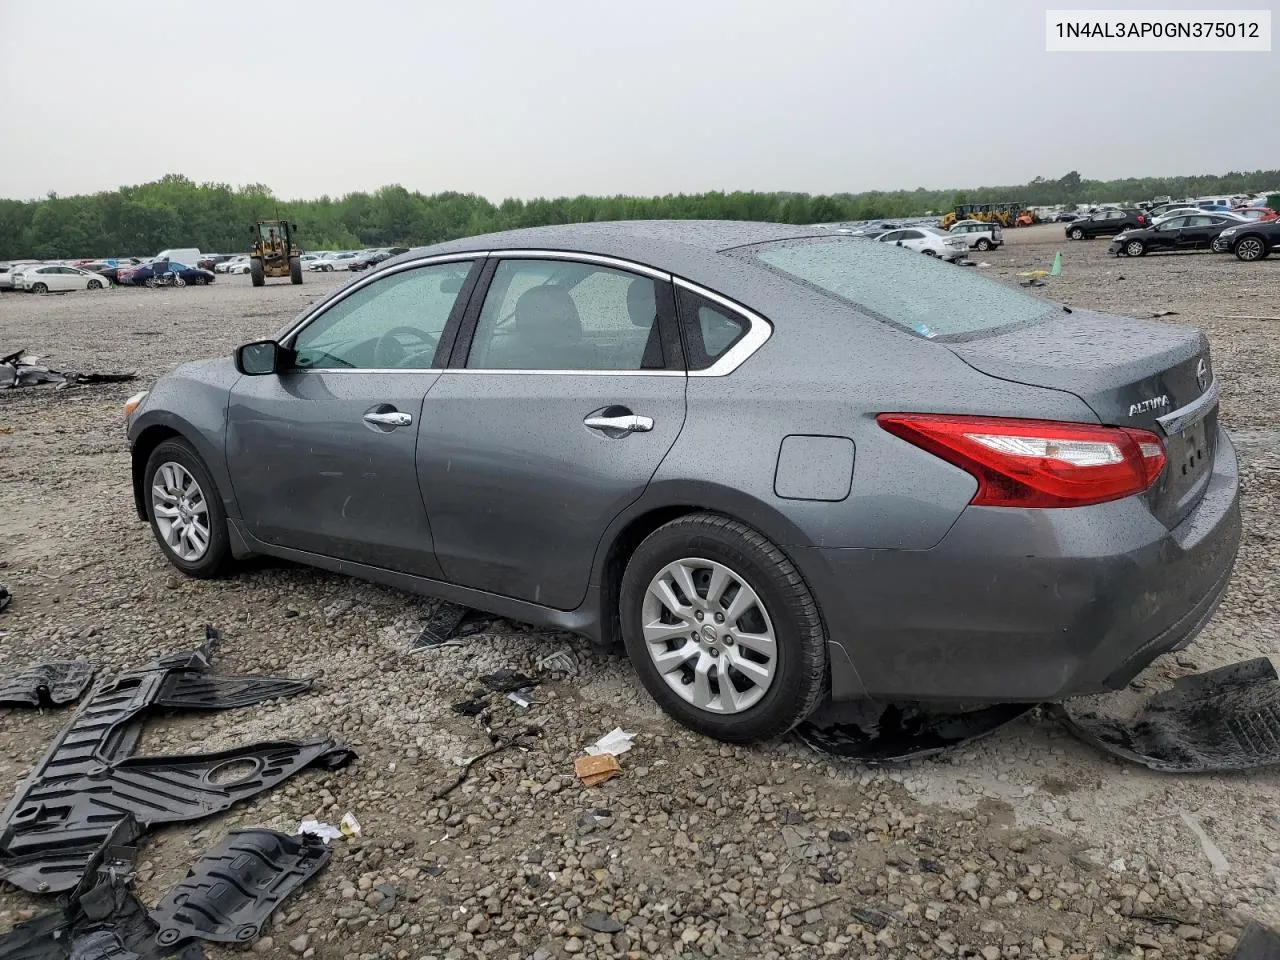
<box><xmin>948</xmin><ymin>219</ymin><xmax>1004</xmax><ymax>251</ymax></box>
<box><xmin>221</xmin><ymin>257</ymin><xmax>252</xmax><ymax>275</ymax></box>
<box><xmin>20</xmin><ymin>264</ymin><xmax>110</xmax><ymax>293</ymax></box>
<box><xmin>1152</xmin><ymin>207</ymin><xmax>1245</xmax><ymax>225</ymax></box>
<box><xmin>309</xmin><ymin>251</ymin><xmax>359</xmax><ymax>272</ymax></box>
<box><xmin>877</xmin><ymin>226</ymin><xmax>969</xmax><ymax>262</ymax></box>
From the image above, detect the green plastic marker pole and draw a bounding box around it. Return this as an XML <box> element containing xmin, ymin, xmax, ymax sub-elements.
<box><xmin>1050</xmin><ymin>252</ymin><xmax>1062</xmax><ymax>277</ymax></box>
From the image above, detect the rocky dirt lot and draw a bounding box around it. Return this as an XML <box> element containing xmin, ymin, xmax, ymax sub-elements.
<box><xmin>0</xmin><ymin>227</ymin><xmax>1277</xmax><ymax>960</ymax></box>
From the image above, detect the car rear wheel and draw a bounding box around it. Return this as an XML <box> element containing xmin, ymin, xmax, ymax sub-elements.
<box><xmin>144</xmin><ymin>439</ymin><xmax>230</xmax><ymax>578</ymax></box>
<box><xmin>1069</xmin><ymin>227</ymin><xmax>1084</xmax><ymax>240</ymax></box>
<box><xmin>619</xmin><ymin>513</ymin><xmax>828</xmax><ymax>743</ymax></box>
<box><xmin>1125</xmin><ymin>239</ymin><xmax>1146</xmax><ymax>257</ymax></box>
<box><xmin>922</xmin><ymin>249</ymin><xmax>937</xmax><ymax>257</ymax></box>
<box><xmin>1235</xmin><ymin>237</ymin><xmax>1268</xmax><ymax>262</ymax></box>
<box><xmin>31</xmin><ymin>282</ymin><xmax>47</xmax><ymax>294</ymax></box>
<box><xmin>975</xmin><ymin>238</ymin><xmax>992</xmax><ymax>251</ymax></box>
<box><xmin>87</xmin><ymin>278</ymin><xmax>102</xmax><ymax>290</ymax></box>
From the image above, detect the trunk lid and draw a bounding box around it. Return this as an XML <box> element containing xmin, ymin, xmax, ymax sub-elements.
<box><xmin>947</xmin><ymin>309</ymin><xmax>1217</xmax><ymax>528</ymax></box>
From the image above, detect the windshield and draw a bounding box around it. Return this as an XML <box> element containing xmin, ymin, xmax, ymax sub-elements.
<box><xmin>747</xmin><ymin>236</ymin><xmax>1054</xmax><ymax>339</ymax></box>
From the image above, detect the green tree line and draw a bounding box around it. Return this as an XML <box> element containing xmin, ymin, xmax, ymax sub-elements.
<box><xmin>1</xmin><ymin>169</ymin><xmax>1277</xmax><ymax>260</ymax></box>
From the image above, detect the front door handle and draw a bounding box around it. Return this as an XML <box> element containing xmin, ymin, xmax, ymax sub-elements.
<box><xmin>363</xmin><ymin>411</ymin><xmax>413</xmax><ymax>428</ymax></box>
<box><xmin>584</xmin><ymin>413</ymin><xmax>653</xmax><ymax>434</ymax></box>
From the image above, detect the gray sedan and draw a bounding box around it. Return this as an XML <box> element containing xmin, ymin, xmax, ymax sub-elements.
<box><xmin>125</xmin><ymin>221</ymin><xmax>1240</xmax><ymax>743</ymax></box>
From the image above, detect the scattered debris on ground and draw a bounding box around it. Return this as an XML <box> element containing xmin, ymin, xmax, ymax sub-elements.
<box><xmin>0</xmin><ymin>626</ymin><xmax>353</xmax><ymax>893</ymax></box>
<box><xmin>574</xmin><ymin>753</ymin><xmax>622</xmax><ymax>787</ymax></box>
<box><xmin>479</xmin><ymin>668</ymin><xmax>540</xmax><ymax>694</ymax></box>
<box><xmin>151</xmin><ymin>829</ymin><xmax>331</xmax><ymax>951</ymax></box>
<box><xmin>0</xmin><ymin>348</ymin><xmax>136</xmax><ymax>390</ymax></box>
<box><xmin>409</xmin><ymin>601</ymin><xmax>497</xmax><ymax>651</ymax></box>
<box><xmin>431</xmin><ymin>726</ymin><xmax>541</xmax><ymax>800</ymax></box>
<box><xmin>0</xmin><ymin>660</ymin><xmax>97</xmax><ymax>708</ymax></box>
<box><xmin>1055</xmin><ymin>658</ymin><xmax>1280</xmax><ymax>771</ymax></box>
<box><xmin>296</xmin><ymin>811</ymin><xmax>361</xmax><ymax>845</ymax></box>
<box><xmin>585</xmin><ymin>727</ymin><xmax>635</xmax><ymax>757</ymax></box>
<box><xmin>535</xmin><ymin>648</ymin><xmax>578</xmax><ymax>676</ymax></box>
<box><xmin>0</xmin><ymin>583</ymin><xmax>10</xmax><ymax>613</ymax></box>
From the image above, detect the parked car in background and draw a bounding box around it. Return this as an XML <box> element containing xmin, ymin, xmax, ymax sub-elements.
<box><xmin>153</xmin><ymin>248</ymin><xmax>202</xmax><ymax>267</ymax></box>
<box><xmin>120</xmin><ymin>261</ymin><xmax>216</xmax><ymax>286</ymax></box>
<box><xmin>0</xmin><ymin>263</ymin><xmax>17</xmax><ymax>291</ymax></box>
<box><xmin>1065</xmin><ymin>208</ymin><xmax>1148</xmax><ymax>239</ymax></box>
<box><xmin>218</xmin><ymin>257</ymin><xmax>251</xmax><ymax>275</ymax></box>
<box><xmin>1212</xmin><ymin>220</ymin><xmax>1280</xmax><ymax>261</ymax></box>
<box><xmin>309</xmin><ymin>251</ymin><xmax>359</xmax><ymax>271</ymax></box>
<box><xmin>1054</xmin><ymin>211</ymin><xmax>1081</xmax><ymax>222</ymax></box>
<box><xmin>124</xmin><ymin>221</ymin><xmax>1239</xmax><ymax>743</ymax></box>
<box><xmin>877</xmin><ymin>226</ymin><xmax>969</xmax><ymax>261</ymax></box>
<box><xmin>20</xmin><ymin>264</ymin><xmax>110</xmax><ymax>293</ymax></box>
<box><xmin>82</xmin><ymin>258</ymin><xmax>142</xmax><ymax>283</ymax></box>
<box><xmin>350</xmin><ymin>247</ymin><xmax>412</xmax><ymax>271</ymax></box>
<box><xmin>1108</xmin><ymin>214</ymin><xmax>1240</xmax><ymax>257</ymax></box>
<box><xmin>1233</xmin><ymin>207</ymin><xmax>1279</xmax><ymax>222</ymax></box>
<box><xmin>197</xmin><ymin>254</ymin><xmax>236</xmax><ymax>271</ymax></box>
<box><xmin>948</xmin><ymin>220</ymin><xmax>1003</xmax><ymax>251</ymax></box>
<box><xmin>8</xmin><ymin>263</ymin><xmax>46</xmax><ymax>290</ymax></box>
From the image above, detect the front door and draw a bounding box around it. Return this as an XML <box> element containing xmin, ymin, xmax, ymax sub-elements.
<box><xmin>225</xmin><ymin>258</ymin><xmax>478</xmax><ymax>577</ymax></box>
<box><xmin>418</xmin><ymin>256</ymin><xmax>688</xmax><ymax>610</ymax></box>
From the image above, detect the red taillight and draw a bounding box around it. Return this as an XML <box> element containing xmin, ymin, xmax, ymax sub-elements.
<box><xmin>877</xmin><ymin>414</ymin><xmax>1166</xmax><ymax>508</ymax></box>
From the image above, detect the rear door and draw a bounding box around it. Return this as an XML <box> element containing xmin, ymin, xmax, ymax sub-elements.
<box><xmin>418</xmin><ymin>254</ymin><xmax>687</xmax><ymax>610</ymax></box>
<box><xmin>225</xmin><ymin>257</ymin><xmax>479</xmax><ymax>576</ymax></box>
<box><xmin>897</xmin><ymin>229</ymin><xmax>927</xmax><ymax>252</ymax></box>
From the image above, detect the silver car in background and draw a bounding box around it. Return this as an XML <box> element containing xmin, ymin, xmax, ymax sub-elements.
<box><xmin>125</xmin><ymin>221</ymin><xmax>1240</xmax><ymax>742</ymax></box>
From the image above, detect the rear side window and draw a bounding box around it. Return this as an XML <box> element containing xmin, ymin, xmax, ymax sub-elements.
<box><xmin>747</xmin><ymin>237</ymin><xmax>1052</xmax><ymax>339</ymax></box>
<box><xmin>676</xmin><ymin>287</ymin><xmax>747</xmax><ymax>370</ymax></box>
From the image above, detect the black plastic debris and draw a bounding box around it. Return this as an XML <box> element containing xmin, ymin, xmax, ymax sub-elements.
<box><xmin>1228</xmin><ymin>922</ymin><xmax>1280</xmax><ymax>959</ymax></box>
<box><xmin>0</xmin><ymin>626</ymin><xmax>352</xmax><ymax>893</ymax></box>
<box><xmin>0</xmin><ymin>818</ymin><xmax>177</xmax><ymax>960</ymax></box>
<box><xmin>1055</xmin><ymin>658</ymin><xmax>1280</xmax><ymax>773</ymax></box>
<box><xmin>0</xmin><ymin>349</ymin><xmax>137</xmax><ymax>391</ymax></box>
<box><xmin>410</xmin><ymin>602</ymin><xmax>496</xmax><ymax>651</ymax></box>
<box><xmin>582</xmin><ymin>912</ymin><xmax>624</xmax><ymax>934</ymax></box>
<box><xmin>451</xmin><ymin>693</ymin><xmax>491</xmax><ymax>717</ymax></box>
<box><xmin>479</xmin><ymin>669</ymin><xmax>540</xmax><ymax>694</ymax></box>
<box><xmin>794</xmin><ymin>700</ymin><xmax>1033</xmax><ymax>763</ymax></box>
<box><xmin>0</xmin><ymin>660</ymin><xmax>97</xmax><ymax>708</ymax></box>
<box><xmin>849</xmin><ymin>907</ymin><xmax>892</xmax><ymax>932</ymax></box>
<box><xmin>150</xmin><ymin>830</ymin><xmax>331</xmax><ymax>949</ymax></box>
<box><xmin>0</xmin><ymin>582</ymin><xmax>10</xmax><ymax>613</ymax></box>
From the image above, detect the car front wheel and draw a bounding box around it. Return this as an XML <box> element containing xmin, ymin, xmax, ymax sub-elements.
<box><xmin>1235</xmin><ymin>237</ymin><xmax>1268</xmax><ymax>261</ymax></box>
<box><xmin>144</xmin><ymin>439</ymin><xmax>230</xmax><ymax>578</ymax></box>
<box><xmin>1125</xmin><ymin>239</ymin><xmax>1146</xmax><ymax>257</ymax></box>
<box><xmin>619</xmin><ymin>513</ymin><xmax>828</xmax><ymax>743</ymax></box>
<box><xmin>1069</xmin><ymin>227</ymin><xmax>1084</xmax><ymax>240</ymax></box>
<box><xmin>975</xmin><ymin>238</ymin><xmax>991</xmax><ymax>251</ymax></box>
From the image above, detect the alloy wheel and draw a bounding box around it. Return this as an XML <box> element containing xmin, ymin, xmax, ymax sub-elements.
<box><xmin>640</xmin><ymin>557</ymin><xmax>777</xmax><ymax>714</ymax></box>
<box><xmin>1237</xmin><ymin>238</ymin><xmax>1264</xmax><ymax>261</ymax></box>
<box><xmin>1126</xmin><ymin>240</ymin><xmax>1145</xmax><ymax>257</ymax></box>
<box><xmin>151</xmin><ymin>461</ymin><xmax>211</xmax><ymax>562</ymax></box>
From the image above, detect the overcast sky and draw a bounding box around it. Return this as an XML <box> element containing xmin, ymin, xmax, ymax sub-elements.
<box><xmin>1</xmin><ymin>0</ymin><xmax>1274</xmax><ymax>201</ymax></box>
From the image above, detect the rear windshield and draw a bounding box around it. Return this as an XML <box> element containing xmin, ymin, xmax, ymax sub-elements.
<box><xmin>745</xmin><ymin>236</ymin><xmax>1053</xmax><ymax>339</ymax></box>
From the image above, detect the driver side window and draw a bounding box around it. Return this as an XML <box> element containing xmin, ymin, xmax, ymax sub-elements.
<box><xmin>290</xmin><ymin>261</ymin><xmax>472</xmax><ymax>369</ymax></box>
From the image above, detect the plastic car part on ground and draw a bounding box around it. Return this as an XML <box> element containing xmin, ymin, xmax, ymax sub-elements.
<box><xmin>0</xmin><ymin>660</ymin><xmax>98</xmax><ymax>707</ymax></box>
<box><xmin>794</xmin><ymin>700</ymin><xmax>1035</xmax><ymax>763</ymax></box>
<box><xmin>0</xmin><ymin>817</ymin><xmax>177</xmax><ymax>960</ymax></box>
<box><xmin>0</xmin><ymin>582</ymin><xmax>11</xmax><ymax>613</ymax></box>
<box><xmin>0</xmin><ymin>626</ymin><xmax>354</xmax><ymax>894</ymax></box>
<box><xmin>150</xmin><ymin>829</ymin><xmax>332</xmax><ymax>950</ymax></box>
<box><xmin>1228</xmin><ymin>922</ymin><xmax>1280</xmax><ymax>959</ymax></box>
<box><xmin>1053</xmin><ymin>658</ymin><xmax>1280</xmax><ymax>772</ymax></box>
<box><xmin>0</xmin><ymin>348</ymin><xmax>137</xmax><ymax>390</ymax></box>
<box><xmin>409</xmin><ymin>601</ymin><xmax>497</xmax><ymax>650</ymax></box>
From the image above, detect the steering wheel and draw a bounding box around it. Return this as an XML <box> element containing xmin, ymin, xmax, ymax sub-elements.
<box><xmin>374</xmin><ymin>326</ymin><xmax>438</xmax><ymax>368</ymax></box>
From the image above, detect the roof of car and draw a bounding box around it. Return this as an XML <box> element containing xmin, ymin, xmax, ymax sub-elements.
<box><xmin>397</xmin><ymin>220</ymin><xmax>825</xmax><ymax>275</ymax></box>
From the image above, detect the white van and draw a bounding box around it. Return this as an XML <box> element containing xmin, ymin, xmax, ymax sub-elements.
<box><xmin>153</xmin><ymin>248</ymin><xmax>201</xmax><ymax>267</ymax></box>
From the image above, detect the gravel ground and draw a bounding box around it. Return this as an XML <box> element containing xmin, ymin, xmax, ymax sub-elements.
<box><xmin>1</xmin><ymin>230</ymin><xmax>1277</xmax><ymax>960</ymax></box>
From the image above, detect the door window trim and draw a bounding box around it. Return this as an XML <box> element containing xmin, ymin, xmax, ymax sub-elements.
<box><xmin>274</xmin><ymin>253</ymin><xmax>484</xmax><ymax>374</ymax></box>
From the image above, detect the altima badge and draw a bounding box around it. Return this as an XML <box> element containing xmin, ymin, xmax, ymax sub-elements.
<box><xmin>1129</xmin><ymin>396</ymin><xmax>1170</xmax><ymax>416</ymax></box>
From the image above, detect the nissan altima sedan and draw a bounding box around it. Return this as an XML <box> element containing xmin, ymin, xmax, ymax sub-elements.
<box><xmin>125</xmin><ymin>221</ymin><xmax>1240</xmax><ymax>743</ymax></box>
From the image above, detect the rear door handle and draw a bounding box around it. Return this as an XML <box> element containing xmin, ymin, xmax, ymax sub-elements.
<box><xmin>363</xmin><ymin>411</ymin><xmax>413</xmax><ymax>428</ymax></box>
<box><xmin>584</xmin><ymin>413</ymin><xmax>653</xmax><ymax>434</ymax></box>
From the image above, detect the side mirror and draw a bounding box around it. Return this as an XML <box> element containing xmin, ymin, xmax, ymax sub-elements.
<box><xmin>235</xmin><ymin>339</ymin><xmax>283</xmax><ymax>376</ymax></box>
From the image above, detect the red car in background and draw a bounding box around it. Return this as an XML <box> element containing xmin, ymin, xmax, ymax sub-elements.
<box><xmin>1233</xmin><ymin>207</ymin><xmax>1279</xmax><ymax>222</ymax></box>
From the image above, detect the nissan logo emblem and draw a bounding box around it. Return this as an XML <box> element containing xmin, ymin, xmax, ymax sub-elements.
<box><xmin>1195</xmin><ymin>358</ymin><xmax>1210</xmax><ymax>392</ymax></box>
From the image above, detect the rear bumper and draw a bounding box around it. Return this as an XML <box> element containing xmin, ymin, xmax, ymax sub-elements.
<box><xmin>808</xmin><ymin>425</ymin><xmax>1241</xmax><ymax>703</ymax></box>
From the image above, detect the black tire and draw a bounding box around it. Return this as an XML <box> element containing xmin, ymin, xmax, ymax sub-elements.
<box><xmin>250</xmin><ymin>258</ymin><xmax>265</xmax><ymax>287</ymax></box>
<box><xmin>1125</xmin><ymin>239</ymin><xmax>1146</xmax><ymax>257</ymax></box>
<box><xmin>1069</xmin><ymin>227</ymin><xmax>1084</xmax><ymax>240</ymax></box>
<box><xmin>1235</xmin><ymin>237</ymin><xmax>1268</xmax><ymax>262</ymax></box>
<box><xmin>289</xmin><ymin>256</ymin><xmax>303</xmax><ymax>284</ymax></box>
<box><xmin>145</xmin><ymin>277</ymin><xmax>157</xmax><ymax>288</ymax></box>
<box><xmin>975</xmin><ymin>238</ymin><xmax>992</xmax><ymax>251</ymax></box>
<box><xmin>87</xmin><ymin>278</ymin><xmax>103</xmax><ymax>290</ymax></box>
<box><xmin>619</xmin><ymin>513</ymin><xmax>828</xmax><ymax>743</ymax></box>
<box><xmin>143</xmin><ymin>438</ymin><xmax>231</xmax><ymax>578</ymax></box>
<box><xmin>31</xmin><ymin>282</ymin><xmax>48</xmax><ymax>294</ymax></box>
<box><xmin>922</xmin><ymin>249</ymin><xmax>937</xmax><ymax>257</ymax></box>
